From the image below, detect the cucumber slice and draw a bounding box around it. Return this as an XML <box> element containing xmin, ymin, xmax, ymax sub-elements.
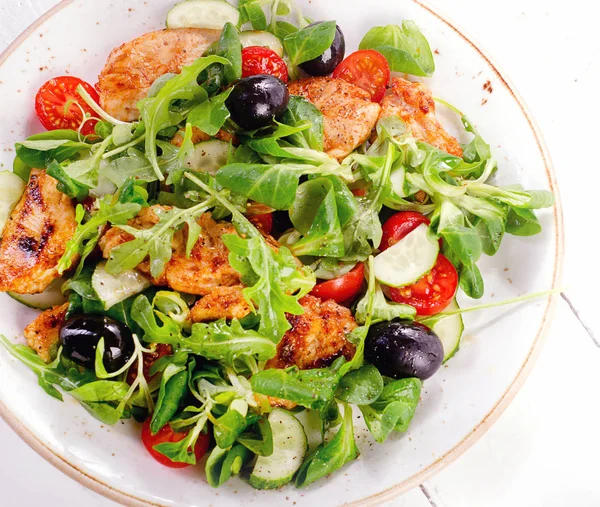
<box><xmin>92</xmin><ymin>261</ymin><xmax>151</xmax><ymax>310</ymax></box>
<box><xmin>249</xmin><ymin>408</ymin><xmax>308</xmax><ymax>490</ymax></box>
<box><xmin>0</xmin><ymin>171</ymin><xmax>25</xmax><ymax>234</ymax></box>
<box><xmin>423</xmin><ymin>299</ymin><xmax>464</xmax><ymax>362</ymax></box>
<box><xmin>8</xmin><ymin>277</ymin><xmax>66</xmax><ymax>310</ymax></box>
<box><xmin>239</xmin><ymin>31</ymin><xmax>284</xmax><ymax>56</ymax></box>
<box><xmin>373</xmin><ymin>223</ymin><xmax>439</xmax><ymax>288</ymax></box>
<box><xmin>166</xmin><ymin>0</ymin><xmax>239</xmax><ymax>30</ymax></box>
<box><xmin>185</xmin><ymin>139</ymin><xmax>231</xmax><ymax>175</ymax></box>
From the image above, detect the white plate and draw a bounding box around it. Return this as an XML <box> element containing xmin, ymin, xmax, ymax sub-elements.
<box><xmin>0</xmin><ymin>1</ymin><xmax>563</xmax><ymax>505</ymax></box>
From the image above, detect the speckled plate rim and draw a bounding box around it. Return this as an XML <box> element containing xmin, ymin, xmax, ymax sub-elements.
<box><xmin>0</xmin><ymin>1</ymin><xmax>564</xmax><ymax>506</ymax></box>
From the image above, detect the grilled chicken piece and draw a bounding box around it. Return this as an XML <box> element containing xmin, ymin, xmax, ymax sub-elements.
<box><xmin>266</xmin><ymin>295</ymin><xmax>357</xmax><ymax>370</ymax></box>
<box><xmin>288</xmin><ymin>77</ymin><xmax>381</xmax><ymax>160</ymax></box>
<box><xmin>100</xmin><ymin>208</ymin><xmax>240</xmax><ymax>295</ymax></box>
<box><xmin>190</xmin><ymin>286</ymin><xmax>252</xmax><ymax>323</ymax></box>
<box><xmin>0</xmin><ymin>170</ymin><xmax>77</xmax><ymax>294</ymax></box>
<box><xmin>379</xmin><ymin>77</ymin><xmax>463</xmax><ymax>157</ymax></box>
<box><xmin>171</xmin><ymin>126</ymin><xmax>237</xmax><ymax>147</ymax></box>
<box><xmin>97</xmin><ymin>28</ymin><xmax>221</xmax><ymax>122</ymax></box>
<box><xmin>24</xmin><ymin>303</ymin><xmax>69</xmax><ymax>363</ymax></box>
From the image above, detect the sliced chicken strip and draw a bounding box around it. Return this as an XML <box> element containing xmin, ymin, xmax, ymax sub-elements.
<box><xmin>0</xmin><ymin>169</ymin><xmax>77</xmax><ymax>294</ymax></box>
<box><xmin>97</xmin><ymin>28</ymin><xmax>221</xmax><ymax>122</ymax></box>
<box><xmin>24</xmin><ymin>303</ymin><xmax>69</xmax><ymax>363</ymax></box>
<box><xmin>288</xmin><ymin>77</ymin><xmax>381</xmax><ymax>160</ymax></box>
<box><xmin>379</xmin><ymin>77</ymin><xmax>463</xmax><ymax>157</ymax></box>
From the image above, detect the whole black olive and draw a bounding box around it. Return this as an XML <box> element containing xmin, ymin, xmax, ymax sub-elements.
<box><xmin>226</xmin><ymin>74</ymin><xmax>289</xmax><ymax>130</ymax></box>
<box><xmin>365</xmin><ymin>320</ymin><xmax>443</xmax><ymax>380</ymax></box>
<box><xmin>59</xmin><ymin>315</ymin><xmax>134</xmax><ymax>373</ymax></box>
<box><xmin>299</xmin><ymin>23</ymin><xmax>345</xmax><ymax>76</ymax></box>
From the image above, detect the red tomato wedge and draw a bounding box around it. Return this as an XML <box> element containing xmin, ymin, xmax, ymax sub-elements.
<box><xmin>249</xmin><ymin>212</ymin><xmax>274</xmax><ymax>235</ymax></box>
<box><xmin>388</xmin><ymin>254</ymin><xmax>458</xmax><ymax>316</ymax></box>
<box><xmin>141</xmin><ymin>419</ymin><xmax>210</xmax><ymax>469</ymax></box>
<box><xmin>333</xmin><ymin>50</ymin><xmax>390</xmax><ymax>103</ymax></box>
<box><xmin>380</xmin><ymin>212</ymin><xmax>431</xmax><ymax>252</ymax></box>
<box><xmin>311</xmin><ymin>263</ymin><xmax>365</xmax><ymax>304</ymax></box>
<box><xmin>242</xmin><ymin>46</ymin><xmax>289</xmax><ymax>83</ymax></box>
<box><xmin>35</xmin><ymin>76</ymin><xmax>99</xmax><ymax>135</ymax></box>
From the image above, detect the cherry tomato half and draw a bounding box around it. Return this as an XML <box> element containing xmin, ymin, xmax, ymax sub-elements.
<box><xmin>242</xmin><ymin>46</ymin><xmax>289</xmax><ymax>83</ymax></box>
<box><xmin>388</xmin><ymin>254</ymin><xmax>458</xmax><ymax>316</ymax></box>
<box><xmin>311</xmin><ymin>263</ymin><xmax>365</xmax><ymax>304</ymax></box>
<box><xmin>380</xmin><ymin>212</ymin><xmax>431</xmax><ymax>252</ymax></box>
<box><xmin>333</xmin><ymin>50</ymin><xmax>390</xmax><ymax>103</ymax></box>
<box><xmin>249</xmin><ymin>213</ymin><xmax>274</xmax><ymax>235</ymax></box>
<box><xmin>35</xmin><ymin>76</ymin><xmax>99</xmax><ymax>135</ymax></box>
<box><xmin>141</xmin><ymin>419</ymin><xmax>210</xmax><ymax>469</ymax></box>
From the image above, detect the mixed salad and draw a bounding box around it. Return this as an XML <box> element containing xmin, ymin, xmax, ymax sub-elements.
<box><xmin>0</xmin><ymin>0</ymin><xmax>554</xmax><ymax>490</ymax></box>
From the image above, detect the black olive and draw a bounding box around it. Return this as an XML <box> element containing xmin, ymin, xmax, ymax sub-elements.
<box><xmin>226</xmin><ymin>74</ymin><xmax>289</xmax><ymax>130</ymax></box>
<box><xmin>299</xmin><ymin>23</ymin><xmax>345</xmax><ymax>76</ymax></box>
<box><xmin>365</xmin><ymin>320</ymin><xmax>443</xmax><ymax>380</ymax></box>
<box><xmin>59</xmin><ymin>315</ymin><xmax>134</xmax><ymax>373</ymax></box>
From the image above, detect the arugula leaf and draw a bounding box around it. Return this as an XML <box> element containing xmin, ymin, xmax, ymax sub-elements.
<box><xmin>359</xmin><ymin>377</ymin><xmax>421</xmax><ymax>443</ymax></box>
<box><xmin>336</xmin><ymin>365</ymin><xmax>383</xmax><ymax>405</ymax></box>
<box><xmin>359</xmin><ymin>22</ymin><xmax>435</xmax><ymax>76</ymax></box>
<box><xmin>279</xmin><ymin>96</ymin><xmax>324</xmax><ymax>151</ymax></box>
<box><xmin>105</xmin><ymin>199</ymin><xmax>213</xmax><ymax>278</ymax></box>
<box><xmin>187</xmin><ymin>173</ymin><xmax>315</xmax><ymax>342</ymax></box>
<box><xmin>188</xmin><ymin>88</ymin><xmax>233</xmax><ymax>136</ymax></box>
<box><xmin>284</xmin><ymin>21</ymin><xmax>337</xmax><ymax>66</ymax></box>
<box><xmin>295</xmin><ymin>403</ymin><xmax>359</xmax><ymax>488</ymax></box>
<box><xmin>251</xmin><ymin>367</ymin><xmax>338</xmax><ymax>410</ymax></box>
<box><xmin>137</xmin><ymin>55</ymin><xmax>229</xmax><ymax>181</ymax></box>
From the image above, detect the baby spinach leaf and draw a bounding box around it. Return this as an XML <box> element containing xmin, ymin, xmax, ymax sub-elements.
<box><xmin>274</xmin><ymin>20</ymin><xmax>299</xmax><ymax>39</ymax></box>
<box><xmin>336</xmin><ymin>365</ymin><xmax>383</xmax><ymax>405</ymax></box>
<box><xmin>238</xmin><ymin>0</ymin><xmax>268</xmax><ymax>29</ymax></box>
<box><xmin>15</xmin><ymin>136</ymin><xmax>90</xmax><ymax>169</ymax></box>
<box><xmin>138</xmin><ymin>55</ymin><xmax>228</xmax><ymax>181</ymax></box>
<box><xmin>213</xmin><ymin>408</ymin><xmax>248</xmax><ymax>449</ymax></box>
<box><xmin>205</xmin><ymin>444</ymin><xmax>254</xmax><ymax>488</ymax></box>
<box><xmin>188</xmin><ymin>87</ymin><xmax>233</xmax><ymax>136</ymax></box>
<box><xmin>295</xmin><ymin>403</ymin><xmax>359</xmax><ymax>488</ymax></box>
<box><xmin>289</xmin><ymin>181</ymin><xmax>345</xmax><ymax>257</ymax></box>
<box><xmin>359</xmin><ymin>377</ymin><xmax>421</xmax><ymax>443</ymax></box>
<box><xmin>459</xmin><ymin>262</ymin><xmax>484</xmax><ymax>299</ymax></box>
<box><xmin>151</xmin><ymin>366</ymin><xmax>189</xmax><ymax>434</ymax></box>
<box><xmin>440</xmin><ymin>224</ymin><xmax>483</xmax><ymax>265</ymax></box>
<box><xmin>280</xmin><ymin>96</ymin><xmax>324</xmax><ymax>151</ymax></box>
<box><xmin>359</xmin><ymin>22</ymin><xmax>435</xmax><ymax>77</ymax></box>
<box><xmin>251</xmin><ymin>367</ymin><xmax>339</xmax><ymax>410</ymax></box>
<box><xmin>505</xmin><ymin>207</ymin><xmax>542</xmax><ymax>236</ymax></box>
<box><xmin>237</xmin><ymin>417</ymin><xmax>273</xmax><ymax>456</ymax></box>
<box><xmin>355</xmin><ymin>282</ymin><xmax>415</xmax><ymax>325</ymax></box>
<box><xmin>284</xmin><ymin>21</ymin><xmax>337</xmax><ymax>66</ymax></box>
<box><xmin>204</xmin><ymin>22</ymin><xmax>242</xmax><ymax>85</ymax></box>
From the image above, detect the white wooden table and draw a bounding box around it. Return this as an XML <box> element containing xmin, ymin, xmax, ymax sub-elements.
<box><xmin>1</xmin><ymin>1</ymin><xmax>597</xmax><ymax>506</ymax></box>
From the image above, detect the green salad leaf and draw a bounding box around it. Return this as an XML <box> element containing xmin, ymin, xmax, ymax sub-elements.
<box><xmin>137</xmin><ymin>55</ymin><xmax>229</xmax><ymax>181</ymax></box>
<box><xmin>359</xmin><ymin>377</ymin><xmax>421</xmax><ymax>443</ymax></box>
<box><xmin>359</xmin><ymin>22</ymin><xmax>435</xmax><ymax>76</ymax></box>
<box><xmin>284</xmin><ymin>21</ymin><xmax>337</xmax><ymax>66</ymax></box>
<box><xmin>295</xmin><ymin>403</ymin><xmax>359</xmax><ymax>487</ymax></box>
